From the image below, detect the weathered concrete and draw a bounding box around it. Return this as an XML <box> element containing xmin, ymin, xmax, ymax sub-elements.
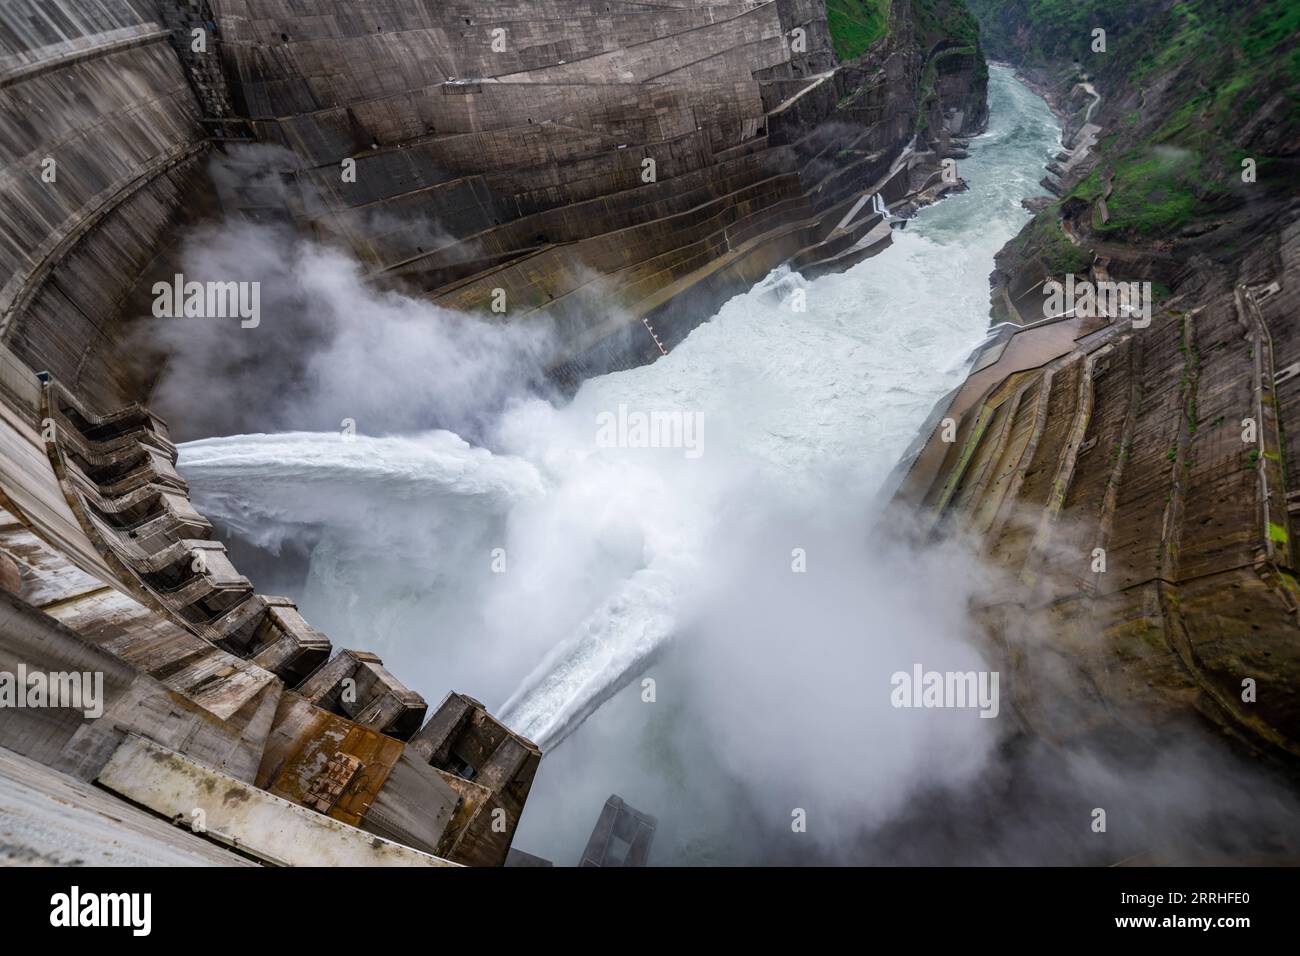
<box><xmin>97</xmin><ymin>733</ymin><xmax>457</xmax><ymax>866</ymax></box>
<box><xmin>897</xmin><ymin>244</ymin><xmax>1300</xmax><ymax>761</ymax></box>
<box><xmin>0</xmin><ymin>0</ymin><xmax>987</xmax><ymax>399</ymax></box>
<box><xmin>0</xmin><ymin>743</ymin><xmax>256</xmax><ymax>866</ymax></box>
<box><xmin>578</xmin><ymin>794</ymin><xmax>656</xmax><ymax>867</ymax></box>
<box><xmin>0</xmin><ymin>337</ymin><xmax>538</xmax><ymax>865</ymax></box>
<box><xmin>0</xmin><ymin>0</ymin><xmax>210</xmax><ymax>410</ymax></box>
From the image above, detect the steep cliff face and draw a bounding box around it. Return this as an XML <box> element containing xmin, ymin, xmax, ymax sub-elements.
<box><xmin>902</xmin><ymin>1</ymin><xmax>1300</xmax><ymax>761</ymax></box>
<box><xmin>1</xmin><ymin>0</ymin><xmax>990</xmax><ymax>421</ymax></box>
<box><xmin>192</xmin><ymin>0</ymin><xmax>991</xmax><ymax>389</ymax></box>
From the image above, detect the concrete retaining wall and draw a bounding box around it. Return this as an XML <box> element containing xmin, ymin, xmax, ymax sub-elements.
<box><xmin>0</xmin><ymin>0</ymin><xmax>208</xmax><ymax>410</ymax></box>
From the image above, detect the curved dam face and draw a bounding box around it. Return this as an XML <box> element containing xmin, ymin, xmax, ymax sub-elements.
<box><xmin>2</xmin><ymin>0</ymin><xmax>988</xmax><ymax>424</ymax></box>
<box><xmin>0</xmin><ymin>0</ymin><xmax>209</xmax><ymax>410</ymax></box>
<box><xmin>3</xmin><ymin>0</ymin><xmax>1298</xmax><ymax>874</ymax></box>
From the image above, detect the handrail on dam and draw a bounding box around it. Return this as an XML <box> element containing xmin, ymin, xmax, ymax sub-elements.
<box><xmin>0</xmin><ymin>23</ymin><xmax>170</xmax><ymax>88</ymax></box>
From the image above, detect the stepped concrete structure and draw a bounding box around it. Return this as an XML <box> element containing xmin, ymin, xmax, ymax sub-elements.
<box><xmin>896</xmin><ymin>88</ymin><xmax>1300</xmax><ymax>764</ymax></box>
<box><xmin>893</xmin><ymin>0</ymin><xmax>1300</xmax><ymax>777</ymax></box>
<box><xmin>0</xmin><ymin>0</ymin><xmax>988</xmax><ymax>864</ymax></box>
<box><xmin>0</xmin><ymin>348</ymin><xmax>539</xmax><ymax>864</ymax></box>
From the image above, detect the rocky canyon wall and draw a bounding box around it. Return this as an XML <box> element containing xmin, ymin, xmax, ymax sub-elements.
<box><xmin>901</xmin><ymin>0</ymin><xmax>1300</xmax><ymax>763</ymax></box>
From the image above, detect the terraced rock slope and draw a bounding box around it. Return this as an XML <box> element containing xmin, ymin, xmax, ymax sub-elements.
<box><xmin>901</xmin><ymin>0</ymin><xmax>1300</xmax><ymax>761</ymax></box>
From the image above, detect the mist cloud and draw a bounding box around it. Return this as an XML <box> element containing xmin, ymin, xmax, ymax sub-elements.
<box><xmin>145</xmin><ymin>218</ymin><xmax>556</xmax><ymax>443</ymax></box>
<box><xmin>168</xmin><ymin>82</ymin><xmax>1300</xmax><ymax>864</ymax></box>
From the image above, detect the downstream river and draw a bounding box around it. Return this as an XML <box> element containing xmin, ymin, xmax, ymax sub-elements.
<box><xmin>179</xmin><ymin>65</ymin><xmax>1062</xmax><ymax>864</ymax></box>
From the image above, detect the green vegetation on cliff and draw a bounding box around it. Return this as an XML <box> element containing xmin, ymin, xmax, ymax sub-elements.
<box><xmin>965</xmin><ymin>0</ymin><xmax>1137</xmax><ymax>63</ymax></box>
<box><xmin>825</xmin><ymin>0</ymin><xmax>891</xmax><ymax>60</ymax></box>
<box><xmin>972</xmin><ymin>0</ymin><xmax>1300</xmax><ymax>241</ymax></box>
<box><xmin>1013</xmin><ymin>206</ymin><xmax>1094</xmax><ymax>274</ymax></box>
<box><xmin>1071</xmin><ymin>148</ymin><xmax>1210</xmax><ymax>236</ymax></box>
<box><xmin>912</xmin><ymin>0</ymin><xmax>981</xmax><ymax>48</ymax></box>
<box><xmin>1083</xmin><ymin>1</ymin><xmax>1297</xmax><ymax>236</ymax></box>
<box><xmin>970</xmin><ymin>0</ymin><xmax>1299</xmax><ymax>103</ymax></box>
<box><xmin>826</xmin><ymin>0</ymin><xmax>982</xmax><ymax>61</ymax></box>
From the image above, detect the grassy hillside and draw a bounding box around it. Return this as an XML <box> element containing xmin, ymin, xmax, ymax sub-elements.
<box><xmin>971</xmin><ymin>0</ymin><xmax>1300</xmax><ymax>247</ymax></box>
<box><xmin>825</xmin><ymin>0</ymin><xmax>984</xmax><ymax>61</ymax></box>
<box><xmin>825</xmin><ymin>0</ymin><xmax>891</xmax><ymax>60</ymax></box>
<box><xmin>911</xmin><ymin>0</ymin><xmax>980</xmax><ymax>48</ymax></box>
<box><xmin>965</xmin><ymin>0</ymin><xmax>1148</xmax><ymax>63</ymax></box>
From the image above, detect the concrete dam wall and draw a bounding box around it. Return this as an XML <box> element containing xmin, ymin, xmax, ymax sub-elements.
<box><xmin>4</xmin><ymin>0</ymin><xmax>987</xmax><ymax>407</ymax></box>
<box><xmin>0</xmin><ymin>0</ymin><xmax>989</xmax><ymax>864</ymax></box>
<box><xmin>1</xmin><ymin>0</ymin><xmax>209</xmax><ymax>411</ymax></box>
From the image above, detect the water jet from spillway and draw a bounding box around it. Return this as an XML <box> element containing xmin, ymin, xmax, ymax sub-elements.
<box><xmin>179</xmin><ymin>67</ymin><xmax>1063</xmax><ymax>859</ymax></box>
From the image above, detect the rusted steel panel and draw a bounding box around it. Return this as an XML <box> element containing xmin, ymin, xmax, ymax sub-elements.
<box><xmin>303</xmin><ymin>752</ymin><xmax>361</xmax><ymax>813</ymax></box>
<box><xmin>265</xmin><ymin>701</ymin><xmax>404</xmax><ymax>828</ymax></box>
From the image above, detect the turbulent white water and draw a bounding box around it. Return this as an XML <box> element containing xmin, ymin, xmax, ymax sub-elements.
<box><xmin>179</xmin><ymin>66</ymin><xmax>1061</xmax><ymax>863</ymax></box>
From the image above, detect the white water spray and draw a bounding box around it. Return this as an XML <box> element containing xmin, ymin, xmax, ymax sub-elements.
<box><xmin>178</xmin><ymin>67</ymin><xmax>1063</xmax><ymax>860</ymax></box>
